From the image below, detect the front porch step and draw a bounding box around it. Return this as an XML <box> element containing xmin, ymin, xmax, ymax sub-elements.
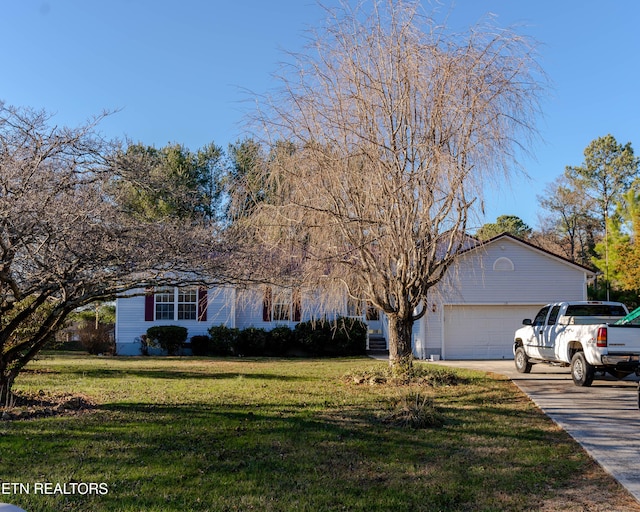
<box><xmin>367</xmin><ymin>335</ymin><xmax>388</xmax><ymax>354</ymax></box>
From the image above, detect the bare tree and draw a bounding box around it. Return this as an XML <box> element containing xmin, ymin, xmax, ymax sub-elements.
<box><xmin>0</xmin><ymin>103</ymin><xmax>227</xmax><ymax>405</ymax></box>
<box><xmin>239</xmin><ymin>0</ymin><xmax>545</xmax><ymax>371</ymax></box>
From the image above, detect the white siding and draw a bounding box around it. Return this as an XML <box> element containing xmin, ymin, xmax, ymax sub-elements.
<box><xmin>234</xmin><ymin>288</ymin><xmax>338</xmax><ymax>331</ymax></box>
<box><xmin>115</xmin><ymin>287</ymin><xmax>235</xmax><ymax>355</ymax></box>
<box><xmin>443</xmin><ymin>238</ymin><xmax>588</xmax><ymax>304</ymax></box>
<box><xmin>419</xmin><ymin>308</ymin><xmax>444</xmax><ymax>360</ymax></box>
<box><xmin>235</xmin><ymin>289</ymin><xmax>272</xmax><ymax>330</ymax></box>
<box><xmin>207</xmin><ymin>288</ymin><xmax>236</xmax><ymax>327</ymax></box>
<box><xmin>414</xmin><ymin>236</ymin><xmax>591</xmax><ymax>359</ymax></box>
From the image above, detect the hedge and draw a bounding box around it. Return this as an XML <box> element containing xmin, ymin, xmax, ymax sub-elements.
<box><xmin>200</xmin><ymin>317</ymin><xmax>367</xmax><ymax>357</ymax></box>
<box><xmin>143</xmin><ymin>318</ymin><xmax>367</xmax><ymax>357</ymax></box>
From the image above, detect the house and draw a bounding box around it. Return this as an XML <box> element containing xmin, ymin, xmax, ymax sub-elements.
<box><xmin>413</xmin><ymin>233</ymin><xmax>594</xmax><ymax>360</ymax></box>
<box><xmin>115</xmin><ymin>233</ymin><xmax>595</xmax><ymax>359</ymax></box>
<box><xmin>115</xmin><ymin>286</ymin><xmax>309</xmax><ymax>355</ymax></box>
<box><xmin>116</xmin><ymin>287</ymin><xmax>236</xmax><ymax>355</ymax></box>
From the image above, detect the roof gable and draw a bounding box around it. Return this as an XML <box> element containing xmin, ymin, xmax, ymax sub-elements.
<box><xmin>463</xmin><ymin>232</ymin><xmax>595</xmax><ymax>276</ymax></box>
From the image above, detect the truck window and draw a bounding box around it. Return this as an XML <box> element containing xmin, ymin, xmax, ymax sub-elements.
<box><xmin>547</xmin><ymin>305</ymin><xmax>561</xmax><ymax>325</ymax></box>
<box><xmin>615</xmin><ymin>307</ymin><xmax>640</xmax><ymax>325</ymax></box>
<box><xmin>565</xmin><ymin>304</ymin><xmax>627</xmax><ymax>317</ymax></box>
<box><xmin>532</xmin><ymin>306</ymin><xmax>550</xmax><ymax>327</ymax></box>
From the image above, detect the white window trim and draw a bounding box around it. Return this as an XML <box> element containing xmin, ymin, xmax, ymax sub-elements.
<box><xmin>155</xmin><ymin>287</ymin><xmax>198</xmax><ymax>321</ymax></box>
<box><xmin>493</xmin><ymin>257</ymin><xmax>515</xmax><ymax>271</ymax></box>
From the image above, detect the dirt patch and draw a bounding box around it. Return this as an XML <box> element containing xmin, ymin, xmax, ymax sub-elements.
<box><xmin>1</xmin><ymin>390</ymin><xmax>97</xmax><ymax>421</ymax></box>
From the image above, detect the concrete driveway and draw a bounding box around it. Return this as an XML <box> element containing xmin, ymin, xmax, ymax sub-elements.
<box><xmin>434</xmin><ymin>359</ymin><xmax>640</xmax><ymax>503</ymax></box>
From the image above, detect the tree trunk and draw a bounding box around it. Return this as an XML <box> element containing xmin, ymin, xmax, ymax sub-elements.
<box><xmin>0</xmin><ymin>370</ymin><xmax>16</xmax><ymax>408</ymax></box>
<box><xmin>387</xmin><ymin>314</ymin><xmax>414</xmax><ymax>374</ymax></box>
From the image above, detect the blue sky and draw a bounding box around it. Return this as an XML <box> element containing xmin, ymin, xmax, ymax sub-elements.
<box><xmin>1</xmin><ymin>1</ymin><xmax>638</xmax><ymax>230</ymax></box>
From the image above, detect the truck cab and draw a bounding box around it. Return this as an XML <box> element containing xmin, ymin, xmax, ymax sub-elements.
<box><xmin>519</xmin><ymin>304</ymin><xmax>564</xmax><ymax>361</ymax></box>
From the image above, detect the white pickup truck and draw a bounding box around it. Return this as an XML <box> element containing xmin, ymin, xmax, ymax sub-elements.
<box><xmin>513</xmin><ymin>301</ymin><xmax>640</xmax><ymax>386</ymax></box>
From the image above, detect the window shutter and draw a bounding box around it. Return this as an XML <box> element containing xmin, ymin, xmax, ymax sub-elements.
<box><xmin>293</xmin><ymin>289</ymin><xmax>301</xmax><ymax>322</ymax></box>
<box><xmin>262</xmin><ymin>287</ymin><xmax>272</xmax><ymax>322</ymax></box>
<box><xmin>198</xmin><ymin>287</ymin><xmax>208</xmax><ymax>321</ymax></box>
<box><xmin>144</xmin><ymin>289</ymin><xmax>154</xmax><ymax>321</ymax></box>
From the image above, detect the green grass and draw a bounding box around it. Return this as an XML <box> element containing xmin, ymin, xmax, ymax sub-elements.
<box><xmin>0</xmin><ymin>355</ymin><xmax>635</xmax><ymax>511</ymax></box>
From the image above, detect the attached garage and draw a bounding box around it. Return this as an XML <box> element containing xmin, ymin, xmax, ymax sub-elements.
<box><xmin>413</xmin><ymin>234</ymin><xmax>595</xmax><ymax>361</ymax></box>
<box><xmin>442</xmin><ymin>304</ymin><xmax>543</xmax><ymax>360</ymax></box>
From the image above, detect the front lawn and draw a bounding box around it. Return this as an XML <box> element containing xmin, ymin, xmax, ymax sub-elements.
<box><xmin>1</xmin><ymin>355</ymin><xmax>637</xmax><ymax>511</ymax></box>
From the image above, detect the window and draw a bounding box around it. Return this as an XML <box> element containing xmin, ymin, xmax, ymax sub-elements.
<box><xmin>273</xmin><ymin>290</ymin><xmax>291</xmax><ymax>321</ymax></box>
<box><xmin>547</xmin><ymin>305</ymin><xmax>561</xmax><ymax>326</ymax></box>
<box><xmin>366</xmin><ymin>303</ymin><xmax>380</xmax><ymax>321</ymax></box>
<box><xmin>177</xmin><ymin>289</ymin><xmax>197</xmax><ymax>320</ymax></box>
<box><xmin>145</xmin><ymin>287</ymin><xmax>206</xmax><ymax>321</ymax></box>
<box><xmin>493</xmin><ymin>257</ymin><xmax>514</xmax><ymax>271</ymax></box>
<box><xmin>263</xmin><ymin>287</ymin><xmax>301</xmax><ymax>322</ymax></box>
<box><xmin>155</xmin><ymin>288</ymin><xmax>175</xmax><ymax>320</ymax></box>
<box><xmin>565</xmin><ymin>304</ymin><xmax>627</xmax><ymax>317</ymax></box>
<box><xmin>532</xmin><ymin>306</ymin><xmax>550</xmax><ymax>327</ymax></box>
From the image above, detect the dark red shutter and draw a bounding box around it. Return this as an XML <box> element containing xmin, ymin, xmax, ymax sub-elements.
<box><xmin>293</xmin><ymin>289</ymin><xmax>301</xmax><ymax>322</ymax></box>
<box><xmin>144</xmin><ymin>289</ymin><xmax>154</xmax><ymax>321</ymax></box>
<box><xmin>262</xmin><ymin>287</ymin><xmax>272</xmax><ymax>322</ymax></box>
<box><xmin>198</xmin><ymin>287</ymin><xmax>208</xmax><ymax>321</ymax></box>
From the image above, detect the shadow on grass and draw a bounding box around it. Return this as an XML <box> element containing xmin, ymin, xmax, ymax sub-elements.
<box><xmin>62</xmin><ymin>367</ymin><xmax>309</xmax><ymax>381</ymax></box>
<box><xmin>3</xmin><ymin>391</ymin><xmax>621</xmax><ymax>512</ymax></box>
<box><xmin>6</xmin><ymin>358</ymin><xmax>633</xmax><ymax>512</ymax></box>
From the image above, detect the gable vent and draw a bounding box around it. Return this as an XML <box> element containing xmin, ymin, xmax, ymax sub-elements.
<box><xmin>493</xmin><ymin>257</ymin><xmax>514</xmax><ymax>271</ymax></box>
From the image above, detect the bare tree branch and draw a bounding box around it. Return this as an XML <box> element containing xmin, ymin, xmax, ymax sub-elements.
<box><xmin>239</xmin><ymin>0</ymin><xmax>546</xmax><ymax>370</ymax></box>
<box><xmin>0</xmin><ymin>102</ymin><xmax>236</xmax><ymax>404</ymax></box>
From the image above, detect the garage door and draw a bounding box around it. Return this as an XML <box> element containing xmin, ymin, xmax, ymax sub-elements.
<box><xmin>443</xmin><ymin>305</ymin><xmax>543</xmax><ymax>360</ymax></box>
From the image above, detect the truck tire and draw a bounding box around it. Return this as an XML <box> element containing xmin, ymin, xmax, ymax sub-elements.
<box><xmin>514</xmin><ymin>346</ymin><xmax>532</xmax><ymax>373</ymax></box>
<box><xmin>571</xmin><ymin>351</ymin><xmax>594</xmax><ymax>387</ymax></box>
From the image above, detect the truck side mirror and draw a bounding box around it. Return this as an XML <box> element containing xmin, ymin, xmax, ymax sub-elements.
<box><xmin>522</xmin><ymin>319</ymin><xmax>532</xmax><ymax>326</ymax></box>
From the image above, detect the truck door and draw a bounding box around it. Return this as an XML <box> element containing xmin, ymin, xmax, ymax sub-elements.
<box><xmin>528</xmin><ymin>306</ymin><xmax>550</xmax><ymax>359</ymax></box>
<box><xmin>540</xmin><ymin>305</ymin><xmax>561</xmax><ymax>360</ymax></box>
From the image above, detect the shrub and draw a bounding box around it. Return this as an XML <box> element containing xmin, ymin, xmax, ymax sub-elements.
<box><xmin>139</xmin><ymin>335</ymin><xmax>150</xmax><ymax>356</ymax></box>
<box><xmin>294</xmin><ymin>317</ymin><xmax>366</xmax><ymax>356</ymax></box>
<box><xmin>190</xmin><ymin>335</ymin><xmax>210</xmax><ymax>356</ymax></box>
<box><xmin>77</xmin><ymin>323</ymin><xmax>115</xmax><ymax>355</ymax></box>
<box><xmin>235</xmin><ymin>327</ymin><xmax>268</xmax><ymax>356</ymax></box>
<box><xmin>208</xmin><ymin>325</ymin><xmax>239</xmax><ymax>356</ymax></box>
<box><xmin>266</xmin><ymin>325</ymin><xmax>294</xmax><ymax>356</ymax></box>
<box><xmin>294</xmin><ymin>320</ymin><xmax>326</xmax><ymax>355</ymax></box>
<box><xmin>330</xmin><ymin>317</ymin><xmax>367</xmax><ymax>355</ymax></box>
<box><xmin>146</xmin><ymin>326</ymin><xmax>188</xmax><ymax>355</ymax></box>
<box><xmin>383</xmin><ymin>392</ymin><xmax>445</xmax><ymax>429</ymax></box>
<box><xmin>203</xmin><ymin>319</ymin><xmax>365</xmax><ymax>358</ymax></box>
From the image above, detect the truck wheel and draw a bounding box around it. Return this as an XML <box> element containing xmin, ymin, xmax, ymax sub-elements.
<box><xmin>514</xmin><ymin>347</ymin><xmax>532</xmax><ymax>373</ymax></box>
<box><xmin>571</xmin><ymin>351</ymin><xmax>594</xmax><ymax>387</ymax></box>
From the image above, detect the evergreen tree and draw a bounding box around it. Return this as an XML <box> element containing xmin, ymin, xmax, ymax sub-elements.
<box><xmin>475</xmin><ymin>215</ymin><xmax>532</xmax><ymax>240</ymax></box>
